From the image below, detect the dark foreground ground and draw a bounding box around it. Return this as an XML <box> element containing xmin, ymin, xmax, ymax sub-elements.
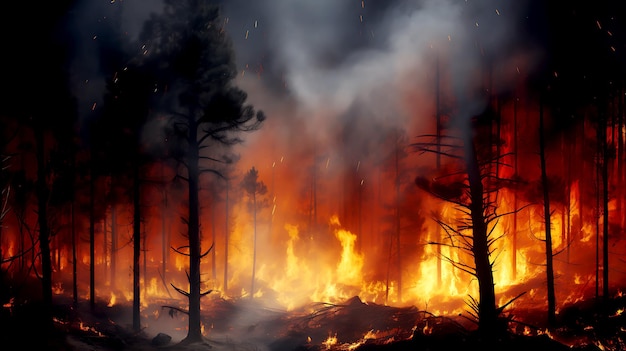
<box><xmin>1</xmin><ymin>275</ymin><xmax>624</xmax><ymax>351</ymax></box>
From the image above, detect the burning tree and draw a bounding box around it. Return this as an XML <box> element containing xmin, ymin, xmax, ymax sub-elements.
<box><xmin>412</xmin><ymin>106</ymin><xmax>521</xmax><ymax>338</ymax></box>
<box><xmin>241</xmin><ymin>166</ymin><xmax>269</xmax><ymax>299</ymax></box>
<box><xmin>0</xmin><ymin>154</ymin><xmax>10</xmax><ymax>264</ymax></box>
<box><xmin>139</xmin><ymin>0</ymin><xmax>265</xmax><ymax>344</ymax></box>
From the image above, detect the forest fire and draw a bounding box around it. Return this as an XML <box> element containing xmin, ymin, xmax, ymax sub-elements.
<box><xmin>2</xmin><ymin>1</ymin><xmax>626</xmax><ymax>350</ymax></box>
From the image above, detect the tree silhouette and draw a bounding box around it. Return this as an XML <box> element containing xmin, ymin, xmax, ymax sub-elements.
<box><xmin>241</xmin><ymin>166</ymin><xmax>268</xmax><ymax>298</ymax></box>
<box><xmin>139</xmin><ymin>0</ymin><xmax>265</xmax><ymax>344</ymax></box>
<box><xmin>412</xmin><ymin>107</ymin><xmax>523</xmax><ymax>338</ymax></box>
<box><xmin>538</xmin><ymin>96</ymin><xmax>557</xmax><ymax>327</ymax></box>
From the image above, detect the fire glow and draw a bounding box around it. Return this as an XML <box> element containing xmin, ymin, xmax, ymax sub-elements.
<box><xmin>1</xmin><ymin>2</ymin><xmax>626</xmax><ymax>349</ymax></box>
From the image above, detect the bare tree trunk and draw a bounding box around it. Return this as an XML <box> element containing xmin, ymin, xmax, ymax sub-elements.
<box><xmin>512</xmin><ymin>96</ymin><xmax>518</xmax><ymax>280</ymax></box>
<box><xmin>601</xmin><ymin>108</ymin><xmax>610</xmax><ymax>300</ymax></box>
<box><xmin>251</xmin><ymin>191</ymin><xmax>257</xmax><ymax>299</ymax></box>
<box><xmin>143</xmin><ymin>226</ymin><xmax>147</xmax><ymax>298</ymax></box>
<box><xmin>186</xmin><ymin>121</ymin><xmax>203</xmax><ymax>342</ymax></box>
<box><xmin>595</xmin><ymin>121</ymin><xmax>601</xmax><ymax>299</ymax></box>
<box><xmin>110</xmin><ymin>206</ymin><xmax>117</xmax><ymax>289</ymax></box>
<box><xmin>89</xmin><ymin>150</ymin><xmax>96</xmax><ymax>310</ymax></box>
<box><xmin>539</xmin><ymin>98</ymin><xmax>557</xmax><ymax>327</ymax></box>
<box><xmin>465</xmin><ymin>136</ymin><xmax>498</xmax><ymax>336</ymax></box>
<box><xmin>132</xmin><ymin>157</ymin><xmax>142</xmax><ymax>332</ymax></box>
<box><xmin>211</xmin><ymin>200</ymin><xmax>217</xmax><ymax>283</ymax></box>
<box><xmin>161</xmin><ymin>162</ymin><xmax>168</xmax><ymax>283</ymax></box>
<box><xmin>35</xmin><ymin>125</ymin><xmax>53</xmax><ymax>330</ymax></box>
<box><xmin>615</xmin><ymin>86</ymin><xmax>626</xmax><ymax>245</ymax></box>
<box><xmin>103</xmin><ymin>207</ymin><xmax>108</xmax><ymax>285</ymax></box>
<box><xmin>395</xmin><ymin>137</ymin><xmax>402</xmax><ymax>303</ymax></box>
<box><xmin>223</xmin><ymin>178</ymin><xmax>229</xmax><ymax>293</ymax></box>
<box><xmin>71</xmin><ymin>200</ymin><xmax>78</xmax><ymax>305</ymax></box>
<box><xmin>435</xmin><ymin>56</ymin><xmax>443</xmax><ymax>286</ymax></box>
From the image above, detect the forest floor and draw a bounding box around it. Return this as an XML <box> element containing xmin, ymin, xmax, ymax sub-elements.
<box><xmin>2</xmin><ymin>278</ymin><xmax>625</xmax><ymax>351</ymax></box>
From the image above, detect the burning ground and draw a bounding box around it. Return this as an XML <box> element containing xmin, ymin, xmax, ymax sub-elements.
<box><xmin>3</xmin><ymin>279</ymin><xmax>626</xmax><ymax>350</ymax></box>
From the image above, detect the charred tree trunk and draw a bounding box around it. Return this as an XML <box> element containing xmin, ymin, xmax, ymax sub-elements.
<box><xmin>464</xmin><ymin>136</ymin><xmax>498</xmax><ymax>336</ymax></box>
<box><xmin>395</xmin><ymin>138</ymin><xmax>402</xmax><ymax>303</ymax></box>
<box><xmin>103</xmin><ymin>204</ymin><xmax>108</xmax><ymax>283</ymax></box>
<box><xmin>539</xmin><ymin>98</ymin><xmax>557</xmax><ymax>327</ymax></box>
<box><xmin>132</xmin><ymin>155</ymin><xmax>142</xmax><ymax>332</ymax></box>
<box><xmin>251</xmin><ymin>190</ymin><xmax>257</xmax><ymax>299</ymax></box>
<box><xmin>35</xmin><ymin>125</ymin><xmax>53</xmax><ymax>330</ymax></box>
<box><xmin>186</xmin><ymin>119</ymin><xmax>203</xmax><ymax>343</ymax></box>
<box><xmin>615</xmin><ymin>86</ymin><xmax>626</xmax><ymax>245</ymax></box>
<box><xmin>601</xmin><ymin>107</ymin><xmax>610</xmax><ymax>300</ymax></box>
<box><xmin>110</xmin><ymin>206</ymin><xmax>117</xmax><ymax>289</ymax></box>
<box><xmin>71</xmin><ymin>199</ymin><xmax>78</xmax><ymax>305</ymax></box>
<box><xmin>435</xmin><ymin>56</ymin><xmax>443</xmax><ymax>286</ymax></box>
<box><xmin>161</xmin><ymin>162</ymin><xmax>168</xmax><ymax>283</ymax></box>
<box><xmin>69</xmin><ymin>152</ymin><xmax>78</xmax><ymax>305</ymax></box>
<box><xmin>512</xmin><ymin>96</ymin><xmax>519</xmax><ymax>280</ymax></box>
<box><xmin>211</xmin><ymin>199</ymin><xmax>217</xmax><ymax>283</ymax></box>
<box><xmin>595</xmin><ymin>120</ymin><xmax>601</xmax><ymax>299</ymax></box>
<box><xmin>89</xmin><ymin>149</ymin><xmax>96</xmax><ymax>310</ymax></box>
<box><xmin>224</xmin><ymin>178</ymin><xmax>230</xmax><ymax>293</ymax></box>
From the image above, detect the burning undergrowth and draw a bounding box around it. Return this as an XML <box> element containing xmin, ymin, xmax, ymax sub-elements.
<box><xmin>2</xmin><ymin>272</ymin><xmax>624</xmax><ymax>351</ymax></box>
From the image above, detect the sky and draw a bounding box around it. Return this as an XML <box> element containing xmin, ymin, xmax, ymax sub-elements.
<box><xmin>64</xmin><ymin>0</ymin><xmax>551</xmax><ymax>171</ymax></box>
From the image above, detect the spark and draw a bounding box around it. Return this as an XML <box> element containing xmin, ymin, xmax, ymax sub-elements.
<box><xmin>254</xmin><ymin>20</ymin><xmax>258</xmax><ymax>28</ymax></box>
<box><xmin>495</xmin><ymin>9</ymin><xmax>500</xmax><ymax>16</ymax></box>
<box><xmin>610</xmin><ymin>308</ymin><xmax>623</xmax><ymax>317</ymax></box>
<box><xmin>448</xmin><ymin>35</ymin><xmax>451</xmax><ymax>41</ymax></box>
<box><xmin>361</xmin><ymin>0</ymin><xmax>364</xmax><ymax>9</ymax></box>
<box><xmin>475</xmin><ymin>22</ymin><xmax>479</xmax><ymax>27</ymax></box>
<box><xmin>596</xmin><ymin>20</ymin><xmax>602</xmax><ymax>29</ymax></box>
<box><xmin>91</xmin><ymin>102</ymin><xmax>97</xmax><ymax>111</ymax></box>
<box><xmin>245</xmin><ymin>30</ymin><xmax>249</xmax><ymax>39</ymax></box>
<box><xmin>360</xmin><ymin>15</ymin><xmax>363</xmax><ymax>23</ymax></box>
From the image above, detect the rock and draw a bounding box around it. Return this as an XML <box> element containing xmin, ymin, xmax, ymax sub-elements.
<box><xmin>151</xmin><ymin>332</ymin><xmax>172</xmax><ymax>346</ymax></box>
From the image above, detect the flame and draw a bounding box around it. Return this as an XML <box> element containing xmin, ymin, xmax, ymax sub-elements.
<box><xmin>1</xmin><ymin>92</ymin><xmax>621</xmax><ymax>339</ymax></box>
<box><xmin>332</xmin><ymin>216</ymin><xmax>364</xmax><ymax>286</ymax></box>
<box><xmin>52</xmin><ymin>282</ymin><xmax>64</xmax><ymax>295</ymax></box>
<box><xmin>323</xmin><ymin>334</ymin><xmax>338</xmax><ymax>349</ymax></box>
<box><xmin>107</xmin><ymin>292</ymin><xmax>116</xmax><ymax>307</ymax></box>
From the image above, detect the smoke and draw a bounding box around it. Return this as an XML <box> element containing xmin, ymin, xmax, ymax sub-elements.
<box><xmin>67</xmin><ymin>0</ymin><xmax>538</xmax><ymax>164</ymax></box>
<box><xmin>223</xmin><ymin>0</ymin><xmax>540</xmax><ymax>173</ymax></box>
